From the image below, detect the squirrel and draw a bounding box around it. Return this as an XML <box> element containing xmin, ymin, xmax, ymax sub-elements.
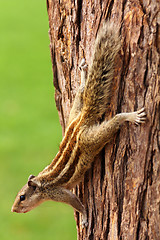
<box><xmin>11</xmin><ymin>22</ymin><xmax>146</xmax><ymax>227</ymax></box>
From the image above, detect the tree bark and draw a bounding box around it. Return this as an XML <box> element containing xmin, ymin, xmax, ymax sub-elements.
<box><xmin>46</xmin><ymin>0</ymin><xmax>160</xmax><ymax>239</ymax></box>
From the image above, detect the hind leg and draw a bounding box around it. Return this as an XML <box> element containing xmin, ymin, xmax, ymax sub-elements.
<box><xmin>68</xmin><ymin>59</ymin><xmax>88</xmax><ymax>125</ymax></box>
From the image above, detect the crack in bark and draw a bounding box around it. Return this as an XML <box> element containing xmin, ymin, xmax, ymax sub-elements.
<box><xmin>106</xmin><ymin>200</ymin><xmax>110</xmax><ymax>239</ymax></box>
<box><xmin>117</xmin><ymin>45</ymin><xmax>128</xmax><ymax>112</ymax></box>
<box><xmin>137</xmin><ymin>22</ymin><xmax>144</xmax><ymax>49</ymax></box>
<box><xmin>136</xmin><ymin>186</ymin><xmax>148</xmax><ymax>240</ymax></box>
<box><xmin>139</xmin><ymin>0</ymin><xmax>147</xmax><ymax>15</ymax></box>
<box><xmin>148</xmin><ymin>150</ymin><xmax>155</xmax><ymax>185</ymax></box>
<box><xmin>157</xmin><ymin>103</ymin><xmax>160</xmax><ymax>150</ymax></box>
<box><xmin>143</xmin><ymin>50</ymin><xmax>149</xmax><ymax>88</ymax></box>
<box><xmin>100</xmin><ymin>148</ymin><xmax>106</xmax><ymax>192</ymax></box>
<box><xmin>156</xmin><ymin>23</ymin><xmax>160</xmax><ymax>53</ymax></box>
<box><xmin>52</xmin><ymin>42</ymin><xmax>61</xmax><ymax>93</ymax></box>
<box><xmin>134</xmin><ymin>74</ymin><xmax>138</xmax><ymax>111</ymax></box>
<box><xmin>111</xmin><ymin>132</ymin><xmax>120</xmax><ymax>172</ymax></box>
<box><xmin>117</xmin><ymin>146</ymin><xmax>129</xmax><ymax>235</ymax></box>
<box><xmin>76</xmin><ymin>0</ymin><xmax>82</xmax><ymax>54</ymax></box>
<box><xmin>136</xmin><ymin>217</ymin><xmax>141</xmax><ymax>240</ymax></box>
<box><xmin>88</xmin><ymin>211</ymin><xmax>95</xmax><ymax>240</ymax></box>
<box><xmin>105</xmin><ymin>0</ymin><xmax>114</xmax><ymax>19</ymax></box>
<box><xmin>121</xmin><ymin>0</ymin><xmax>127</xmax><ymax>26</ymax></box>
<box><xmin>101</xmin><ymin>183</ymin><xmax>107</xmax><ymax>229</ymax></box>
<box><xmin>57</xmin><ymin>16</ymin><xmax>65</xmax><ymax>40</ymax></box>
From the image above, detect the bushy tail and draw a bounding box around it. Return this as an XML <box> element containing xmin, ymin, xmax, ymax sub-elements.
<box><xmin>82</xmin><ymin>21</ymin><xmax>121</xmax><ymax>123</ymax></box>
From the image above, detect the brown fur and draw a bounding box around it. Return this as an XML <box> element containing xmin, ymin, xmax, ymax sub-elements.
<box><xmin>11</xmin><ymin>22</ymin><xmax>146</xmax><ymax>228</ymax></box>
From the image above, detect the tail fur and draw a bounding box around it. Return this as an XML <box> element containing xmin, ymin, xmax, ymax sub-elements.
<box><xmin>82</xmin><ymin>21</ymin><xmax>121</xmax><ymax>123</ymax></box>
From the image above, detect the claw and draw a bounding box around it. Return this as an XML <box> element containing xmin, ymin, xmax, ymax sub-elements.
<box><xmin>138</xmin><ymin>112</ymin><xmax>146</xmax><ymax>117</ymax></box>
<box><xmin>137</xmin><ymin>107</ymin><xmax>145</xmax><ymax>113</ymax></box>
<box><xmin>135</xmin><ymin>107</ymin><xmax>146</xmax><ymax>125</ymax></box>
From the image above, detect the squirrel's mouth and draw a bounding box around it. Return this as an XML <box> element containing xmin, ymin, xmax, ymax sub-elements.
<box><xmin>11</xmin><ymin>207</ymin><xmax>17</xmax><ymax>213</ymax></box>
<box><xmin>11</xmin><ymin>206</ymin><xmax>28</xmax><ymax>213</ymax></box>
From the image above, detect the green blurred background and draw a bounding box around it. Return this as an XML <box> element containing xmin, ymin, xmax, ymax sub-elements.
<box><xmin>0</xmin><ymin>0</ymin><xmax>76</xmax><ymax>239</ymax></box>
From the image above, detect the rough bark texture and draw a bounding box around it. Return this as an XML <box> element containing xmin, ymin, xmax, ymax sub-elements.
<box><xmin>46</xmin><ymin>0</ymin><xmax>160</xmax><ymax>239</ymax></box>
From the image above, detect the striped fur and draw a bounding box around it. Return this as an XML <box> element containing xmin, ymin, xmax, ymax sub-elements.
<box><xmin>37</xmin><ymin>113</ymin><xmax>87</xmax><ymax>188</ymax></box>
<box><xmin>35</xmin><ymin>22</ymin><xmax>121</xmax><ymax>189</ymax></box>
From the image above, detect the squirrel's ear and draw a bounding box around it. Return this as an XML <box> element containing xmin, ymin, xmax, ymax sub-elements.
<box><xmin>28</xmin><ymin>175</ymin><xmax>40</xmax><ymax>187</ymax></box>
<box><xmin>28</xmin><ymin>175</ymin><xmax>35</xmax><ymax>181</ymax></box>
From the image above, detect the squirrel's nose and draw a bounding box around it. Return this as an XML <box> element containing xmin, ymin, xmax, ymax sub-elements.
<box><xmin>11</xmin><ymin>206</ymin><xmax>15</xmax><ymax>212</ymax></box>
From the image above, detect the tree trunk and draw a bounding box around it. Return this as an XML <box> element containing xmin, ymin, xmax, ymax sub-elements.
<box><xmin>46</xmin><ymin>0</ymin><xmax>160</xmax><ymax>239</ymax></box>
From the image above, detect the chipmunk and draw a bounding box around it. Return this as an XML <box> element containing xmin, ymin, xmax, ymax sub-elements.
<box><xmin>11</xmin><ymin>22</ymin><xmax>146</xmax><ymax>227</ymax></box>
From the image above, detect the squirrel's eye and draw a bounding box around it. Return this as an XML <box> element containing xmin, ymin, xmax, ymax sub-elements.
<box><xmin>20</xmin><ymin>195</ymin><xmax>25</xmax><ymax>201</ymax></box>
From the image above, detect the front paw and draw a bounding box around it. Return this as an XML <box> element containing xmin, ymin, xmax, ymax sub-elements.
<box><xmin>81</xmin><ymin>212</ymin><xmax>88</xmax><ymax>228</ymax></box>
<box><xmin>79</xmin><ymin>58</ymin><xmax>88</xmax><ymax>71</ymax></box>
<box><xmin>81</xmin><ymin>218</ymin><xmax>88</xmax><ymax>228</ymax></box>
<box><xmin>134</xmin><ymin>107</ymin><xmax>146</xmax><ymax>125</ymax></box>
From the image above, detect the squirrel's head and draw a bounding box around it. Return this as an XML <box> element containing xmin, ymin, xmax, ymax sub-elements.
<box><xmin>11</xmin><ymin>175</ymin><xmax>45</xmax><ymax>213</ymax></box>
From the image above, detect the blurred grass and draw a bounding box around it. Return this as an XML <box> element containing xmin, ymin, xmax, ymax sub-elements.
<box><xmin>0</xmin><ymin>0</ymin><xmax>76</xmax><ymax>239</ymax></box>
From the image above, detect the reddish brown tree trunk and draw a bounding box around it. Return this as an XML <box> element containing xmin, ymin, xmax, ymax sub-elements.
<box><xmin>46</xmin><ymin>0</ymin><xmax>160</xmax><ymax>239</ymax></box>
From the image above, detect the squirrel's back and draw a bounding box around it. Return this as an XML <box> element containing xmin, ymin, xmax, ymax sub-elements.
<box><xmin>82</xmin><ymin>22</ymin><xmax>121</xmax><ymax>122</ymax></box>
